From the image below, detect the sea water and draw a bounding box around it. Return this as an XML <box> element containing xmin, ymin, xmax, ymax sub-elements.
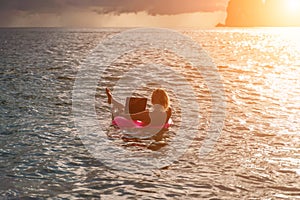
<box><xmin>0</xmin><ymin>27</ymin><xmax>299</xmax><ymax>199</ymax></box>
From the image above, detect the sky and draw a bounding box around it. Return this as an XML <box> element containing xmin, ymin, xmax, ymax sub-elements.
<box><xmin>0</xmin><ymin>0</ymin><xmax>229</xmax><ymax>27</ymax></box>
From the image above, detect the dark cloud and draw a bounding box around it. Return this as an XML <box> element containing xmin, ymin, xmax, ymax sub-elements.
<box><xmin>0</xmin><ymin>0</ymin><xmax>228</xmax><ymax>15</ymax></box>
<box><xmin>94</xmin><ymin>0</ymin><xmax>228</xmax><ymax>15</ymax></box>
<box><xmin>0</xmin><ymin>0</ymin><xmax>228</xmax><ymax>26</ymax></box>
<box><xmin>0</xmin><ymin>0</ymin><xmax>65</xmax><ymax>13</ymax></box>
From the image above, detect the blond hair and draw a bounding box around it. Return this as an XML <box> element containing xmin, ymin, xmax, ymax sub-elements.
<box><xmin>151</xmin><ymin>88</ymin><xmax>170</xmax><ymax>110</ymax></box>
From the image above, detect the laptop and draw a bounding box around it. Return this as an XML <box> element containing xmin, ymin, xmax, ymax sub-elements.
<box><xmin>125</xmin><ymin>97</ymin><xmax>147</xmax><ymax>114</ymax></box>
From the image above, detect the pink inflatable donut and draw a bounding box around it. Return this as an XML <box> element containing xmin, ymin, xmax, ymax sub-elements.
<box><xmin>112</xmin><ymin>116</ymin><xmax>172</xmax><ymax>129</ymax></box>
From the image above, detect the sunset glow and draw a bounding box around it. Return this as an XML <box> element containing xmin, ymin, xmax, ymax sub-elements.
<box><xmin>285</xmin><ymin>0</ymin><xmax>300</xmax><ymax>13</ymax></box>
<box><xmin>1</xmin><ymin>0</ymin><xmax>300</xmax><ymax>28</ymax></box>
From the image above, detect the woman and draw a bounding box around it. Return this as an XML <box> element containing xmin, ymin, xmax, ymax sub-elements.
<box><xmin>106</xmin><ymin>88</ymin><xmax>172</xmax><ymax>129</ymax></box>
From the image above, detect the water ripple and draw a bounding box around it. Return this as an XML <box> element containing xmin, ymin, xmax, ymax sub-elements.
<box><xmin>0</xmin><ymin>27</ymin><xmax>299</xmax><ymax>199</ymax></box>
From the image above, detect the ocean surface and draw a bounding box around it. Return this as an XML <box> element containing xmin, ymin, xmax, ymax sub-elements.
<box><xmin>0</xmin><ymin>27</ymin><xmax>299</xmax><ymax>199</ymax></box>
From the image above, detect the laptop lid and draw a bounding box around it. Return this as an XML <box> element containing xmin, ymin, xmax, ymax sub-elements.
<box><xmin>125</xmin><ymin>97</ymin><xmax>147</xmax><ymax>114</ymax></box>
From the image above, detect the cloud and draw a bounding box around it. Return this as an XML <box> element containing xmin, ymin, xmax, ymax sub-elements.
<box><xmin>0</xmin><ymin>0</ymin><xmax>228</xmax><ymax>27</ymax></box>
<box><xmin>0</xmin><ymin>0</ymin><xmax>228</xmax><ymax>15</ymax></box>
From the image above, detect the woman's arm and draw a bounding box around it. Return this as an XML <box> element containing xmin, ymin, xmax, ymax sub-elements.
<box><xmin>120</xmin><ymin>109</ymin><xmax>151</xmax><ymax>124</ymax></box>
<box><xmin>166</xmin><ymin>107</ymin><xmax>172</xmax><ymax>122</ymax></box>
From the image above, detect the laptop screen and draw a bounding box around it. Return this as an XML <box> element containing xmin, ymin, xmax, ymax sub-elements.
<box><xmin>125</xmin><ymin>97</ymin><xmax>147</xmax><ymax>114</ymax></box>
